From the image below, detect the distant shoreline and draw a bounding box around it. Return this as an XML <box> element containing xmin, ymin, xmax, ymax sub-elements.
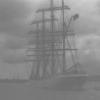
<box><xmin>0</xmin><ymin>79</ymin><xmax>29</xmax><ymax>83</ymax></box>
<box><xmin>0</xmin><ymin>75</ymin><xmax>99</xmax><ymax>83</ymax></box>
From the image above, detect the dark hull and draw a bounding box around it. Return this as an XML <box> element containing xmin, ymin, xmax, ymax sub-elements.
<box><xmin>48</xmin><ymin>74</ymin><xmax>88</xmax><ymax>90</ymax></box>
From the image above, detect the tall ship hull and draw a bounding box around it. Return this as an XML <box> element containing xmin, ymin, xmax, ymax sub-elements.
<box><xmin>26</xmin><ymin>0</ymin><xmax>88</xmax><ymax>89</ymax></box>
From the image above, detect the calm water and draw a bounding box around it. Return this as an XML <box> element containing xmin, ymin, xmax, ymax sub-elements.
<box><xmin>0</xmin><ymin>80</ymin><xmax>100</xmax><ymax>100</ymax></box>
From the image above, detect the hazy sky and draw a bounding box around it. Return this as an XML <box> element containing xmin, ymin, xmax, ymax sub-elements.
<box><xmin>0</xmin><ymin>0</ymin><xmax>100</xmax><ymax>78</ymax></box>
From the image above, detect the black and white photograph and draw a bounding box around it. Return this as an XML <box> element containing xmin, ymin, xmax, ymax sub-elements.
<box><xmin>0</xmin><ymin>0</ymin><xmax>100</xmax><ymax>100</ymax></box>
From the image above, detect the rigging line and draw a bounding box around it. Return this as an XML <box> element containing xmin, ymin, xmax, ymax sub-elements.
<box><xmin>64</xmin><ymin>19</ymin><xmax>76</xmax><ymax>66</ymax></box>
<box><xmin>55</xmin><ymin>18</ymin><xmax>63</xmax><ymax>73</ymax></box>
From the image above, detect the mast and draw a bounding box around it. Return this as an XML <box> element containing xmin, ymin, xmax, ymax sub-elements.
<box><xmin>62</xmin><ymin>0</ymin><xmax>66</xmax><ymax>72</ymax></box>
<box><xmin>26</xmin><ymin>0</ymin><xmax>78</xmax><ymax>80</ymax></box>
<box><xmin>50</xmin><ymin>0</ymin><xmax>55</xmax><ymax>75</ymax></box>
<box><xmin>36</xmin><ymin>0</ymin><xmax>70</xmax><ymax>76</ymax></box>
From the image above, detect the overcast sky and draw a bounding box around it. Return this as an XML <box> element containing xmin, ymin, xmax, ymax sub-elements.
<box><xmin>0</xmin><ymin>0</ymin><xmax>100</xmax><ymax>78</ymax></box>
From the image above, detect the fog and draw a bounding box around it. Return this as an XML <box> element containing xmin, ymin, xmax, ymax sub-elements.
<box><xmin>0</xmin><ymin>0</ymin><xmax>99</xmax><ymax>79</ymax></box>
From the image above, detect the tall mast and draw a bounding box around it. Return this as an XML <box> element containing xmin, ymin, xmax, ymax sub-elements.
<box><xmin>62</xmin><ymin>0</ymin><xmax>66</xmax><ymax>72</ymax></box>
<box><xmin>27</xmin><ymin>17</ymin><xmax>57</xmax><ymax>79</ymax></box>
<box><xmin>31</xmin><ymin>23</ymin><xmax>40</xmax><ymax>79</ymax></box>
<box><xmin>50</xmin><ymin>0</ymin><xmax>55</xmax><ymax>75</ymax></box>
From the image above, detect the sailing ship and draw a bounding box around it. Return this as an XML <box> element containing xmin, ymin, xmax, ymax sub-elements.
<box><xmin>26</xmin><ymin>0</ymin><xmax>88</xmax><ymax>88</ymax></box>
